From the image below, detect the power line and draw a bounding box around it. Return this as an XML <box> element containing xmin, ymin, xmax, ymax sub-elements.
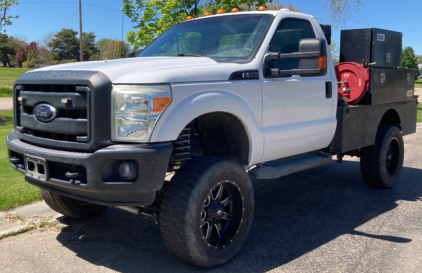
<box><xmin>19</xmin><ymin>1</ymin><xmax>122</xmax><ymax>12</ymax></box>
<box><xmin>20</xmin><ymin>1</ymin><xmax>127</xmax><ymax>42</ymax></box>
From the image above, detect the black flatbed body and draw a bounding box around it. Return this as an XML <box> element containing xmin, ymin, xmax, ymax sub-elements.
<box><xmin>329</xmin><ymin>98</ymin><xmax>418</xmax><ymax>154</ymax></box>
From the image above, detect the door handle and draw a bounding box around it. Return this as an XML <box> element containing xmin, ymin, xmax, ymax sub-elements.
<box><xmin>325</xmin><ymin>82</ymin><xmax>332</xmax><ymax>99</ymax></box>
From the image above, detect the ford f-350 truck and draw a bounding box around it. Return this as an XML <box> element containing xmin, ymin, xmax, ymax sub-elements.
<box><xmin>6</xmin><ymin>9</ymin><xmax>417</xmax><ymax>267</ymax></box>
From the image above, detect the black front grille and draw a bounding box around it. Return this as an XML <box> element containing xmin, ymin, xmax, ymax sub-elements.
<box><xmin>23</xmin><ymin>106</ymin><xmax>87</xmax><ymax>120</ymax></box>
<box><xmin>27</xmin><ymin>130</ymin><xmax>78</xmax><ymax>142</ymax></box>
<box><xmin>14</xmin><ymin>70</ymin><xmax>113</xmax><ymax>152</ymax></box>
<box><xmin>15</xmin><ymin>84</ymin><xmax>90</xmax><ymax>143</ymax></box>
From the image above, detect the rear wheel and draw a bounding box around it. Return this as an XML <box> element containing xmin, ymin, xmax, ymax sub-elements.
<box><xmin>360</xmin><ymin>125</ymin><xmax>404</xmax><ymax>188</ymax></box>
<box><xmin>41</xmin><ymin>189</ymin><xmax>107</xmax><ymax>219</ymax></box>
<box><xmin>159</xmin><ymin>157</ymin><xmax>254</xmax><ymax>268</ymax></box>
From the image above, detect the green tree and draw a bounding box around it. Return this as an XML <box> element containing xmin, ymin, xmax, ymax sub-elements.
<box><xmin>0</xmin><ymin>34</ymin><xmax>26</xmax><ymax>66</ymax></box>
<box><xmin>122</xmin><ymin>0</ymin><xmax>365</xmax><ymax>49</ymax></box>
<box><xmin>105</xmin><ymin>40</ymin><xmax>130</xmax><ymax>60</ymax></box>
<box><xmin>416</xmin><ymin>54</ymin><xmax>422</xmax><ymax>64</ymax></box>
<box><xmin>8</xmin><ymin>35</ymin><xmax>25</xmax><ymax>49</ymax></box>
<box><xmin>401</xmin><ymin>46</ymin><xmax>419</xmax><ymax>71</ymax></box>
<box><xmin>121</xmin><ymin>0</ymin><xmax>268</xmax><ymax>49</ymax></box>
<box><xmin>96</xmin><ymin>38</ymin><xmax>114</xmax><ymax>58</ymax></box>
<box><xmin>329</xmin><ymin>41</ymin><xmax>339</xmax><ymax>65</ymax></box>
<box><xmin>48</xmin><ymin>28</ymin><xmax>99</xmax><ymax>63</ymax></box>
<box><xmin>95</xmin><ymin>38</ymin><xmax>130</xmax><ymax>60</ymax></box>
<box><xmin>0</xmin><ymin>33</ymin><xmax>15</xmax><ymax>66</ymax></box>
<box><xmin>239</xmin><ymin>1</ymin><xmax>299</xmax><ymax>11</ymax></box>
<box><xmin>48</xmin><ymin>28</ymin><xmax>79</xmax><ymax>62</ymax></box>
<box><xmin>82</xmin><ymin>32</ymin><xmax>99</xmax><ymax>61</ymax></box>
<box><xmin>0</xmin><ymin>0</ymin><xmax>18</xmax><ymax>32</ymax></box>
<box><xmin>36</xmin><ymin>47</ymin><xmax>52</xmax><ymax>66</ymax></box>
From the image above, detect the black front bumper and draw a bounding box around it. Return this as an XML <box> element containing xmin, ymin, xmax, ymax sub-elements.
<box><xmin>7</xmin><ymin>132</ymin><xmax>173</xmax><ymax>206</ymax></box>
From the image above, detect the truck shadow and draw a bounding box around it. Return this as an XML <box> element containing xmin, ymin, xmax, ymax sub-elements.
<box><xmin>55</xmin><ymin>160</ymin><xmax>422</xmax><ymax>273</ymax></box>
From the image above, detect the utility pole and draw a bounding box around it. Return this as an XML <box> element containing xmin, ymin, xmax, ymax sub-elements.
<box><xmin>79</xmin><ymin>0</ymin><xmax>83</xmax><ymax>62</ymax></box>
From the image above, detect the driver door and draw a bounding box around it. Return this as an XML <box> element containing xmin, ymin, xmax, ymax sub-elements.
<box><xmin>261</xmin><ymin>18</ymin><xmax>337</xmax><ymax>162</ymax></box>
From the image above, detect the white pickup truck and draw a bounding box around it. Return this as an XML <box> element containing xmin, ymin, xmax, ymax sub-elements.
<box><xmin>7</xmin><ymin>9</ymin><xmax>417</xmax><ymax>267</ymax></box>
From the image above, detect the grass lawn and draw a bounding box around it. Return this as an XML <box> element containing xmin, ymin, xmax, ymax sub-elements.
<box><xmin>416</xmin><ymin>79</ymin><xmax>422</xmax><ymax>88</ymax></box>
<box><xmin>0</xmin><ymin>87</ymin><xmax>13</xmax><ymax>97</ymax></box>
<box><xmin>0</xmin><ymin>110</ymin><xmax>41</xmax><ymax>211</ymax></box>
<box><xmin>0</xmin><ymin>67</ymin><xmax>32</xmax><ymax>87</ymax></box>
<box><xmin>418</xmin><ymin>103</ymin><xmax>422</xmax><ymax>123</ymax></box>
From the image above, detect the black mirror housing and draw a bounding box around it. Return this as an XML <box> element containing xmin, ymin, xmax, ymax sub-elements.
<box><xmin>125</xmin><ymin>51</ymin><xmax>136</xmax><ymax>58</ymax></box>
<box><xmin>298</xmin><ymin>38</ymin><xmax>327</xmax><ymax>77</ymax></box>
<box><xmin>263</xmin><ymin>38</ymin><xmax>327</xmax><ymax>78</ymax></box>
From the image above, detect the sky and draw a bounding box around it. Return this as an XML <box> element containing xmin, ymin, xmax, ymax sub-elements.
<box><xmin>4</xmin><ymin>0</ymin><xmax>422</xmax><ymax>55</ymax></box>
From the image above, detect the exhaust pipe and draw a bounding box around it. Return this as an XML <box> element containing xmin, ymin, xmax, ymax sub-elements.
<box><xmin>116</xmin><ymin>206</ymin><xmax>159</xmax><ymax>224</ymax></box>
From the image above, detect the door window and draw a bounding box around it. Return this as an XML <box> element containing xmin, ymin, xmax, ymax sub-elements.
<box><xmin>268</xmin><ymin>18</ymin><xmax>316</xmax><ymax>71</ymax></box>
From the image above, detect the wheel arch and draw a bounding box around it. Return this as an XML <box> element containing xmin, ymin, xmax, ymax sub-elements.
<box><xmin>151</xmin><ymin>91</ymin><xmax>264</xmax><ymax>167</ymax></box>
<box><xmin>195</xmin><ymin>112</ymin><xmax>250</xmax><ymax>165</ymax></box>
<box><xmin>379</xmin><ymin>109</ymin><xmax>402</xmax><ymax>130</ymax></box>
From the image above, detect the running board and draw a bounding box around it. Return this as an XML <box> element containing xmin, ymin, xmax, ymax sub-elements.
<box><xmin>249</xmin><ymin>152</ymin><xmax>332</xmax><ymax>180</ymax></box>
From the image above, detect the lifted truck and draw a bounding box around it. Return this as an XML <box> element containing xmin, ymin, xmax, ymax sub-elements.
<box><xmin>7</xmin><ymin>9</ymin><xmax>417</xmax><ymax>267</ymax></box>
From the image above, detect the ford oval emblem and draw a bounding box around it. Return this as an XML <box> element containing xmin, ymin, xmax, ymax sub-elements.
<box><xmin>34</xmin><ymin>104</ymin><xmax>57</xmax><ymax>123</ymax></box>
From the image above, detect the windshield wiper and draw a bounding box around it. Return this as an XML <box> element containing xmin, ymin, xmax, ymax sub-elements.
<box><xmin>177</xmin><ymin>53</ymin><xmax>205</xmax><ymax>57</ymax></box>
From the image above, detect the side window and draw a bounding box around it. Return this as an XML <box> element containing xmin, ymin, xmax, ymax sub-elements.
<box><xmin>268</xmin><ymin>18</ymin><xmax>316</xmax><ymax>71</ymax></box>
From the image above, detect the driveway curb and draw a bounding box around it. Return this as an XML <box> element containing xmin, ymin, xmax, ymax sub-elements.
<box><xmin>0</xmin><ymin>201</ymin><xmax>61</xmax><ymax>238</ymax></box>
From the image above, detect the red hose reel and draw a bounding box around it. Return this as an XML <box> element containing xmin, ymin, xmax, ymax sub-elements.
<box><xmin>335</xmin><ymin>62</ymin><xmax>369</xmax><ymax>105</ymax></box>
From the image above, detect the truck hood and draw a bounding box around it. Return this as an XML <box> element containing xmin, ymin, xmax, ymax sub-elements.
<box><xmin>31</xmin><ymin>57</ymin><xmax>244</xmax><ymax>84</ymax></box>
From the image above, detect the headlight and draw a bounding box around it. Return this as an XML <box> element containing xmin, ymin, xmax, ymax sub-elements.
<box><xmin>112</xmin><ymin>84</ymin><xmax>171</xmax><ymax>142</ymax></box>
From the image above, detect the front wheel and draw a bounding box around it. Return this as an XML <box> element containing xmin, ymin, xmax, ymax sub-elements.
<box><xmin>360</xmin><ymin>125</ymin><xmax>404</xmax><ymax>188</ymax></box>
<box><xmin>159</xmin><ymin>157</ymin><xmax>254</xmax><ymax>268</ymax></box>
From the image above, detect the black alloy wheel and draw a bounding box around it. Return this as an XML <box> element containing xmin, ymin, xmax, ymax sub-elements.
<box><xmin>201</xmin><ymin>181</ymin><xmax>244</xmax><ymax>249</ymax></box>
<box><xmin>385</xmin><ymin>139</ymin><xmax>400</xmax><ymax>176</ymax></box>
<box><xmin>160</xmin><ymin>157</ymin><xmax>254</xmax><ymax>268</ymax></box>
<box><xmin>360</xmin><ymin>125</ymin><xmax>404</xmax><ymax>188</ymax></box>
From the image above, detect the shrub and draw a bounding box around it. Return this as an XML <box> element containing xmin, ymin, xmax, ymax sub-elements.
<box><xmin>27</xmin><ymin>59</ymin><xmax>37</xmax><ymax>68</ymax></box>
<box><xmin>0</xmin><ymin>87</ymin><xmax>13</xmax><ymax>97</ymax></box>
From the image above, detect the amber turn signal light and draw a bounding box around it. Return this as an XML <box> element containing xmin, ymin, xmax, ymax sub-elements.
<box><xmin>318</xmin><ymin>56</ymin><xmax>327</xmax><ymax>69</ymax></box>
<box><xmin>152</xmin><ymin>97</ymin><xmax>171</xmax><ymax>112</ymax></box>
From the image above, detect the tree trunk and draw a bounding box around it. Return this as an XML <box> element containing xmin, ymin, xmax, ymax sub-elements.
<box><xmin>5</xmin><ymin>56</ymin><xmax>12</xmax><ymax>67</ymax></box>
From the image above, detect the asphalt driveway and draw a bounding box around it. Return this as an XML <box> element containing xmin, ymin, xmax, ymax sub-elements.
<box><xmin>1</xmin><ymin>129</ymin><xmax>422</xmax><ymax>272</ymax></box>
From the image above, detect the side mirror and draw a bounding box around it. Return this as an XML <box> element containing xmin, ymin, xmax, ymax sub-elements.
<box><xmin>125</xmin><ymin>51</ymin><xmax>136</xmax><ymax>58</ymax></box>
<box><xmin>264</xmin><ymin>38</ymin><xmax>327</xmax><ymax>78</ymax></box>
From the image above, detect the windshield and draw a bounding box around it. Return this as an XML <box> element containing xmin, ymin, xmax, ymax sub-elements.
<box><xmin>139</xmin><ymin>14</ymin><xmax>274</xmax><ymax>63</ymax></box>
